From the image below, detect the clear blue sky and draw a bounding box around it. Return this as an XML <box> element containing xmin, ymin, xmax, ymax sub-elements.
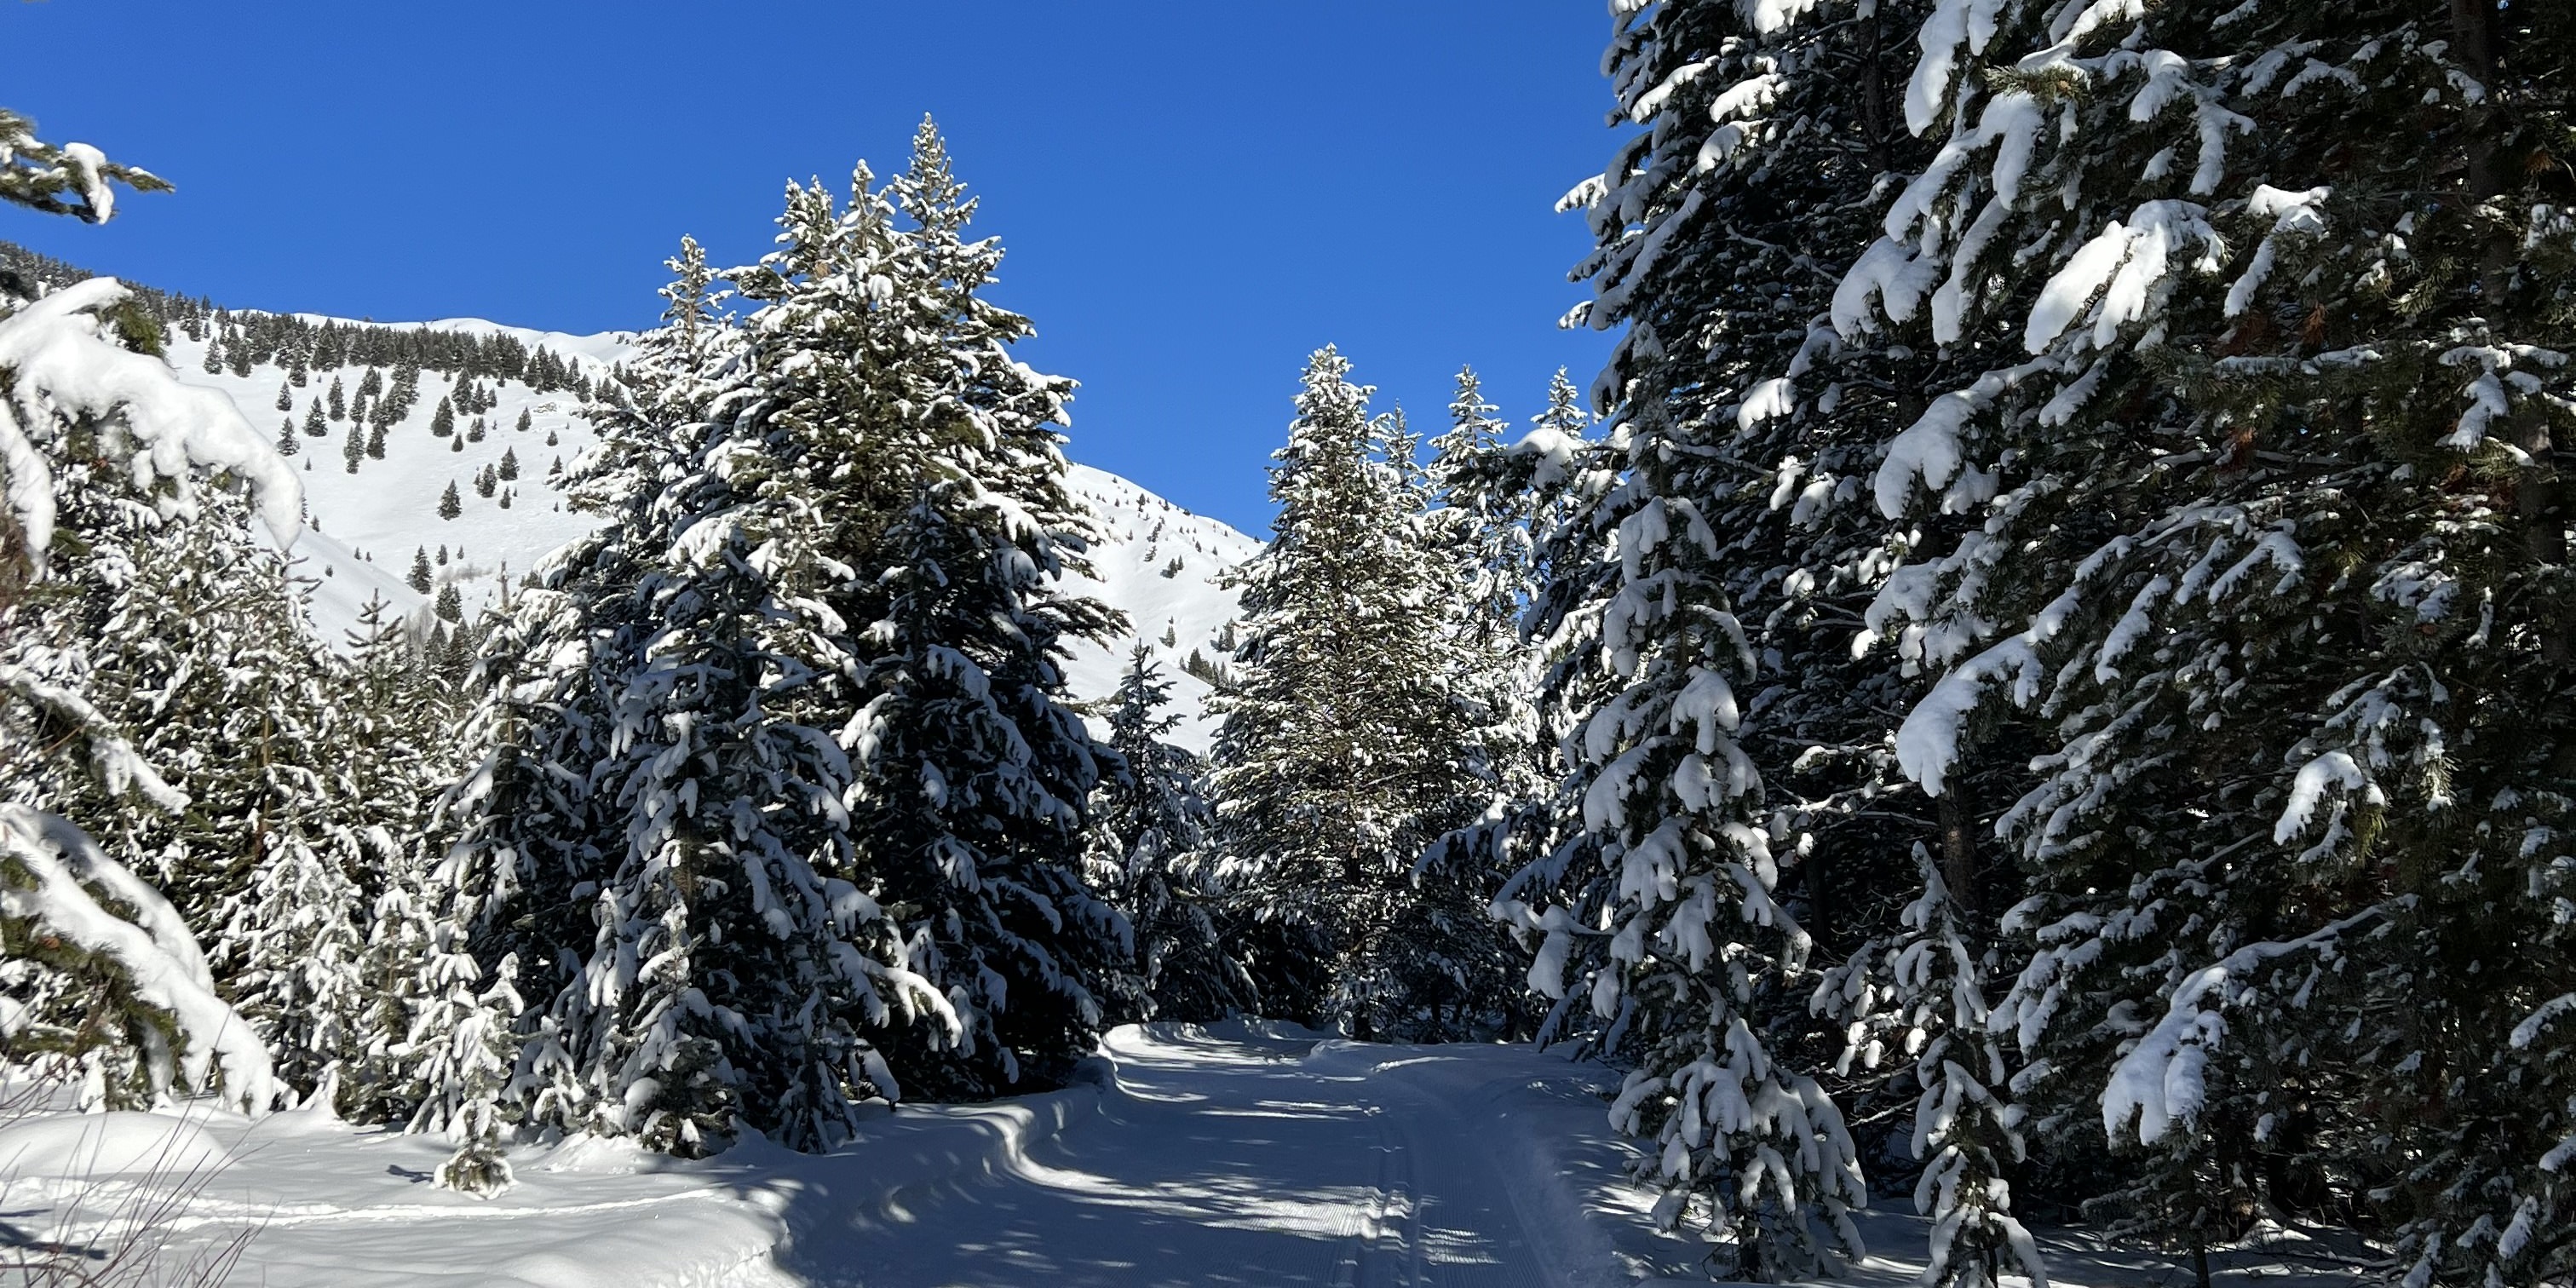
<box><xmin>5</xmin><ymin>2</ymin><xmax>1620</xmax><ymax>535</ymax></box>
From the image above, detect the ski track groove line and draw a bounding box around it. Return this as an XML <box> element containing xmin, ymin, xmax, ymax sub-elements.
<box><xmin>1386</xmin><ymin>1095</ymin><xmax>1423</xmax><ymax>1288</ymax></box>
<box><xmin>152</xmin><ymin>1182</ymin><xmax>751</xmax><ymax>1231</ymax></box>
<box><xmin>1329</xmin><ymin>1101</ymin><xmax>1384</xmax><ymax>1288</ymax></box>
<box><xmin>1364</xmin><ymin>1055</ymin><xmax>1562</xmax><ymax>1288</ymax></box>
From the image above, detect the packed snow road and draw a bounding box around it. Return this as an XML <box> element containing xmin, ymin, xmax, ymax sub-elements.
<box><xmin>0</xmin><ymin>1024</ymin><xmax>2386</xmax><ymax>1287</ymax></box>
<box><xmin>795</xmin><ymin>1024</ymin><xmax>1629</xmax><ymax>1287</ymax></box>
<box><xmin>0</xmin><ymin>1024</ymin><xmax>1689</xmax><ymax>1287</ymax></box>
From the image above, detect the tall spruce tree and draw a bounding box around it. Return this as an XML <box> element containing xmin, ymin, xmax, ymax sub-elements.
<box><xmin>1489</xmin><ymin>0</ymin><xmax>1981</xmax><ymax>1271</ymax></box>
<box><xmin>434</xmin><ymin>242</ymin><xmax>730</xmax><ymax>1146</ymax></box>
<box><xmin>447</xmin><ymin>125</ymin><xmax>1128</xmax><ymax>1151</ymax></box>
<box><xmin>1210</xmin><ymin>347</ymin><xmax>1484</xmax><ymax>1038</ymax></box>
<box><xmin>1402</xmin><ymin>366</ymin><xmax>1556</xmax><ymax>1040</ymax></box>
<box><xmin>831</xmin><ymin>118</ymin><xmax>1135</xmax><ymax>1095</ymax></box>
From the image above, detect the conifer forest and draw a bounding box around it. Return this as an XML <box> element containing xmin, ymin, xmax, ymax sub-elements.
<box><xmin>3</xmin><ymin>1</ymin><xmax>2575</xmax><ymax>1285</ymax></box>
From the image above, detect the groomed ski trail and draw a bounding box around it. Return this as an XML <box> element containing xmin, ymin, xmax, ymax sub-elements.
<box><xmin>0</xmin><ymin>1026</ymin><xmax>2389</xmax><ymax>1287</ymax></box>
<box><xmin>775</xmin><ymin>1024</ymin><xmax>1617</xmax><ymax>1287</ymax></box>
<box><xmin>0</xmin><ymin>1024</ymin><xmax>1673</xmax><ymax>1287</ymax></box>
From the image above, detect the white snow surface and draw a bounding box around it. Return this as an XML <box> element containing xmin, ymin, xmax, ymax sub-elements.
<box><xmin>0</xmin><ymin>1025</ymin><xmax>1685</xmax><ymax>1287</ymax></box>
<box><xmin>158</xmin><ymin>322</ymin><xmax>1256</xmax><ymax>750</ymax></box>
<box><xmin>0</xmin><ymin>1024</ymin><xmax>2379</xmax><ymax>1287</ymax></box>
<box><xmin>0</xmin><ymin>1110</ymin><xmax>232</xmax><ymax>1179</ymax></box>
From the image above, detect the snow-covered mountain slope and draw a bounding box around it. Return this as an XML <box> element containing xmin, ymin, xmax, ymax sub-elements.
<box><xmin>1060</xmin><ymin>463</ymin><xmax>1259</xmax><ymax>749</ymax></box>
<box><xmin>165</xmin><ymin>327</ymin><xmax>616</xmax><ymax>643</ymax></box>
<box><xmin>164</xmin><ymin>323</ymin><xmax>1256</xmax><ymax>750</ymax></box>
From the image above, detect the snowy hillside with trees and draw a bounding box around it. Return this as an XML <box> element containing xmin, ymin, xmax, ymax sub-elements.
<box><xmin>156</xmin><ymin>317</ymin><xmax>631</xmax><ymax>645</ymax></box>
<box><xmin>5</xmin><ymin>0</ymin><xmax>2576</xmax><ymax>1284</ymax></box>
<box><xmin>102</xmin><ymin>296</ymin><xmax>1258</xmax><ymax>746</ymax></box>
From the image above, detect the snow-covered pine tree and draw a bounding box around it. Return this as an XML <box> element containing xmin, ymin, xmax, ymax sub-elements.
<box><xmin>431</xmin><ymin>246</ymin><xmax>724</xmax><ymax>1143</ymax></box>
<box><xmin>415</xmin><ymin>944</ymin><xmax>521</xmax><ymax>1197</ymax></box>
<box><xmin>1486</xmin><ymin>0</ymin><xmax>1995</xmax><ymax>1268</ymax></box>
<box><xmin>1210</xmin><ymin>347</ymin><xmax>1484</xmax><ymax>1038</ymax></box>
<box><xmin>851</xmin><ymin>477</ymin><xmax>1133</xmax><ymax>1094</ymax></box>
<box><xmin>830</xmin><ymin>118</ymin><xmax>1133</xmax><ymax>1096</ymax></box>
<box><xmin>451</xmin><ymin>128</ymin><xmax>1127</xmax><ymax>1149</ymax></box>
<box><xmin>1817</xmin><ymin>847</ymin><xmax>2044</xmax><ymax>1288</ymax></box>
<box><xmin>25</xmin><ymin>461</ymin><xmax>461</xmax><ymax>1118</ymax></box>
<box><xmin>1399</xmin><ymin>366</ymin><xmax>1555</xmax><ymax>1040</ymax></box>
<box><xmin>1088</xmin><ymin>641</ymin><xmax>1251</xmax><ymax>1021</ymax></box>
<box><xmin>66</xmin><ymin>494</ymin><xmax>387</xmax><ymax>1099</ymax></box>
<box><xmin>1431</xmin><ymin>370</ymin><xmax>1540</xmax><ymax>664</ymax></box>
<box><xmin>1839</xmin><ymin>0</ymin><xmax>2576</xmax><ymax>1280</ymax></box>
<box><xmin>0</xmin><ymin>169</ymin><xmax>291</xmax><ymax>1111</ymax></box>
<box><xmin>553</xmin><ymin>336</ymin><xmax>920</xmax><ymax>1147</ymax></box>
<box><xmin>311</xmin><ymin>589</ymin><xmax>465</xmax><ymax>1121</ymax></box>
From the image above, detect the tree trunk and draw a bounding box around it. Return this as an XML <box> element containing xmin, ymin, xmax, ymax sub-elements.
<box><xmin>2448</xmin><ymin>0</ymin><xmax>2562</xmax><ymax>661</ymax></box>
<box><xmin>1804</xmin><ymin>842</ymin><xmax>1835</xmax><ymax>952</ymax></box>
<box><xmin>1858</xmin><ymin>5</ymin><xmax>1892</xmax><ymax>175</ymax></box>
<box><xmin>1938</xmin><ymin>784</ymin><xmax>1979</xmax><ymax>917</ymax></box>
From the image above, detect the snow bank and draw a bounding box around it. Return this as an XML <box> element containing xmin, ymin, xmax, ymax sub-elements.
<box><xmin>0</xmin><ymin>1111</ymin><xmax>231</xmax><ymax>1179</ymax></box>
<box><xmin>0</xmin><ymin>1024</ymin><xmax>2380</xmax><ymax>1286</ymax></box>
<box><xmin>789</xmin><ymin>1069</ymin><xmax>1116</xmax><ymax>1228</ymax></box>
